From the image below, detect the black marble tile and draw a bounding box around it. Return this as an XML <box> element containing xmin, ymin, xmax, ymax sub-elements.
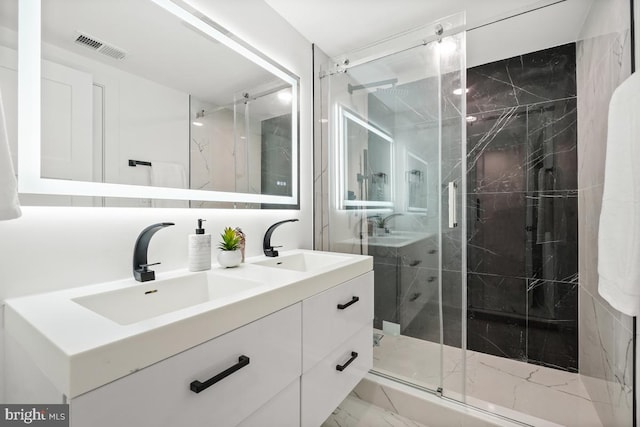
<box><xmin>467</xmin><ymin>193</ymin><xmax>527</xmax><ymax>278</ymax></box>
<box><xmin>526</xmin><ymin>280</ymin><xmax>578</xmax><ymax>371</ymax></box>
<box><xmin>467</xmin><ymin>43</ymin><xmax>576</xmax><ymax>114</ymax></box>
<box><xmin>467</xmin><ymin>106</ymin><xmax>528</xmax><ymax>193</ymax></box>
<box><xmin>467</xmin><ymin>312</ymin><xmax>527</xmax><ymax>361</ymax></box>
<box><xmin>526</xmin><ymin>98</ymin><xmax>578</xmax><ymax>192</ymax></box>
<box><xmin>467</xmin><ymin>273</ymin><xmax>527</xmax><ymax>316</ymax></box>
<box><xmin>525</xmin><ymin>191</ymin><xmax>578</xmax><ymax>283</ymax></box>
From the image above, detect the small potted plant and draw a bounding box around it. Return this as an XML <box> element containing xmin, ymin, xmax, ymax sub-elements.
<box><xmin>372</xmin><ymin>215</ymin><xmax>386</xmax><ymax>237</ymax></box>
<box><xmin>217</xmin><ymin>227</ymin><xmax>242</xmax><ymax>268</ymax></box>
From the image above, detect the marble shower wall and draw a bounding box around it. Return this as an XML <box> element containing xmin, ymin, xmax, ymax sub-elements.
<box><xmin>466</xmin><ymin>43</ymin><xmax>579</xmax><ymax>371</ymax></box>
<box><xmin>313</xmin><ymin>45</ymin><xmax>331</xmax><ymax>251</ymax></box>
<box><xmin>576</xmin><ymin>0</ymin><xmax>633</xmax><ymax>425</ymax></box>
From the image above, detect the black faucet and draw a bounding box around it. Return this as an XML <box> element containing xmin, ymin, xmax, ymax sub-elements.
<box><xmin>133</xmin><ymin>222</ymin><xmax>175</xmax><ymax>282</ymax></box>
<box><xmin>263</xmin><ymin>219</ymin><xmax>299</xmax><ymax>257</ymax></box>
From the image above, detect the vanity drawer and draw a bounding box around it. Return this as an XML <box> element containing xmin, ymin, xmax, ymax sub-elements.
<box><xmin>239</xmin><ymin>378</ymin><xmax>300</xmax><ymax>427</ymax></box>
<box><xmin>71</xmin><ymin>303</ymin><xmax>301</xmax><ymax>427</ymax></box>
<box><xmin>302</xmin><ymin>270</ymin><xmax>373</xmax><ymax>372</ymax></box>
<box><xmin>301</xmin><ymin>324</ymin><xmax>373</xmax><ymax>427</ymax></box>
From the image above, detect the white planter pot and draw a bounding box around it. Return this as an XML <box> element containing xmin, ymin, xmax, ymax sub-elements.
<box><xmin>217</xmin><ymin>250</ymin><xmax>242</xmax><ymax>268</ymax></box>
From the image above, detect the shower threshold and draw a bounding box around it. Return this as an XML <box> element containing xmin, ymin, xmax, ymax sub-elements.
<box><xmin>372</xmin><ymin>329</ymin><xmax>602</xmax><ymax>427</ymax></box>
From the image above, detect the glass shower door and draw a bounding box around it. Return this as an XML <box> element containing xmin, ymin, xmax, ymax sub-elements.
<box><xmin>321</xmin><ymin>14</ymin><xmax>466</xmax><ymax>397</ymax></box>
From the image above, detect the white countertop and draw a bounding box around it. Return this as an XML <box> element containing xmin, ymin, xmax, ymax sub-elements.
<box><xmin>4</xmin><ymin>249</ymin><xmax>372</xmax><ymax>398</ymax></box>
<box><xmin>339</xmin><ymin>231</ymin><xmax>434</xmax><ymax>249</ymax></box>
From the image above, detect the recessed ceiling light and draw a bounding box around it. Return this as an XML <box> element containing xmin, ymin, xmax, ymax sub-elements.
<box><xmin>466</xmin><ymin>116</ymin><xmax>477</xmax><ymax>123</ymax></box>
<box><xmin>192</xmin><ymin>121</ymin><xmax>204</xmax><ymax>127</ymax></box>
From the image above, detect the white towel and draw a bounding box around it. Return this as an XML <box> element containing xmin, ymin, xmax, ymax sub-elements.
<box><xmin>598</xmin><ymin>72</ymin><xmax>640</xmax><ymax>315</ymax></box>
<box><xmin>149</xmin><ymin>161</ymin><xmax>188</xmax><ymax>208</ymax></box>
<box><xmin>0</xmin><ymin>88</ymin><xmax>21</xmax><ymax>221</ymax></box>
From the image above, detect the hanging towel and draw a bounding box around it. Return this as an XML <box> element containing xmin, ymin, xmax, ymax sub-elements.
<box><xmin>0</xmin><ymin>88</ymin><xmax>21</xmax><ymax>221</ymax></box>
<box><xmin>149</xmin><ymin>161</ymin><xmax>188</xmax><ymax>208</ymax></box>
<box><xmin>598</xmin><ymin>72</ymin><xmax>640</xmax><ymax>316</ymax></box>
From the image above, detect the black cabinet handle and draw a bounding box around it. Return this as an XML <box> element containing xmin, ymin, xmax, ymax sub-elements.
<box><xmin>337</xmin><ymin>296</ymin><xmax>359</xmax><ymax>310</ymax></box>
<box><xmin>190</xmin><ymin>355</ymin><xmax>250</xmax><ymax>394</ymax></box>
<box><xmin>336</xmin><ymin>351</ymin><xmax>358</xmax><ymax>372</ymax></box>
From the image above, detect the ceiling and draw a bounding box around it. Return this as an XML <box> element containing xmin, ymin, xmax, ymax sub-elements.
<box><xmin>0</xmin><ymin>0</ymin><xmax>292</xmax><ymax>109</ymax></box>
<box><xmin>264</xmin><ymin>0</ymin><xmax>592</xmax><ymax>59</ymax></box>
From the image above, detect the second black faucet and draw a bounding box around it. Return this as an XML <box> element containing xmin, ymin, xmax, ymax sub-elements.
<box><xmin>263</xmin><ymin>219</ymin><xmax>299</xmax><ymax>257</ymax></box>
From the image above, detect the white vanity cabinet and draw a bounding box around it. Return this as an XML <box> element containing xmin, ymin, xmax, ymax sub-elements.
<box><xmin>70</xmin><ymin>303</ymin><xmax>302</xmax><ymax>427</ymax></box>
<box><xmin>68</xmin><ymin>272</ymin><xmax>374</xmax><ymax>427</ymax></box>
<box><xmin>301</xmin><ymin>271</ymin><xmax>374</xmax><ymax>427</ymax></box>
<box><xmin>4</xmin><ymin>251</ymin><xmax>375</xmax><ymax>427</ymax></box>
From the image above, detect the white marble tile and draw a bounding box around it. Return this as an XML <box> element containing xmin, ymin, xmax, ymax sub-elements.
<box><xmin>354</xmin><ymin>376</ymin><xmax>544</xmax><ymax>427</ymax></box>
<box><xmin>372</xmin><ymin>332</ymin><xmax>604</xmax><ymax>426</ymax></box>
<box><xmin>575</xmin><ymin>2</ymin><xmax>635</xmax><ymax>424</ymax></box>
<box><xmin>322</xmin><ymin>394</ymin><xmax>429</xmax><ymax>427</ymax></box>
<box><xmin>577</xmin><ymin>185</ymin><xmax>601</xmax><ymax>297</ymax></box>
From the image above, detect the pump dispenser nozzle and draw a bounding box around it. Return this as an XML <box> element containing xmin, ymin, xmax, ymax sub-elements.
<box><xmin>196</xmin><ymin>218</ymin><xmax>206</xmax><ymax>235</ymax></box>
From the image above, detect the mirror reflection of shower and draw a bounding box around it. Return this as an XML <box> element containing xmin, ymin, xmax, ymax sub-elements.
<box><xmin>189</xmin><ymin>84</ymin><xmax>293</xmax><ymax>206</ymax></box>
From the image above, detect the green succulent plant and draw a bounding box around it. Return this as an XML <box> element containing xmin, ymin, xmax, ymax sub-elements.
<box><xmin>218</xmin><ymin>227</ymin><xmax>240</xmax><ymax>251</ymax></box>
<box><xmin>372</xmin><ymin>215</ymin><xmax>386</xmax><ymax>228</ymax></box>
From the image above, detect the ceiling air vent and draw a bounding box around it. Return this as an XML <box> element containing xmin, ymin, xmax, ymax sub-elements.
<box><xmin>73</xmin><ymin>32</ymin><xmax>127</xmax><ymax>60</ymax></box>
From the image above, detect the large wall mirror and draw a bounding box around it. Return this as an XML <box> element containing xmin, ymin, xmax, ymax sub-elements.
<box><xmin>4</xmin><ymin>0</ymin><xmax>299</xmax><ymax>208</ymax></box>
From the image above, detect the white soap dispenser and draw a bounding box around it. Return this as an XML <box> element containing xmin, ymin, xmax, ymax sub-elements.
<box><xmin>188</xmin><ymin>219</ymin><xmax>211</xmax><ymax>271</ymax></box>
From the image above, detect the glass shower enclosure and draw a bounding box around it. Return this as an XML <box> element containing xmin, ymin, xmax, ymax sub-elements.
<box><xmin>317</xmin><ymin>13</ymin><xmax>467</xmax><ymax>400</ymax></box>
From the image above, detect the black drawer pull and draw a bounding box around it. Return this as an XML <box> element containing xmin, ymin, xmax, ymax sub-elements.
<box><xmin>190</xmin><ymin>355</ymin><xmax>250</xmax><ymax>394</ymax></box>
<box><xmin>337</xmin><ymin>296</ymin><xmax>359</xmax><ymax>310</ymax></box>
<box><xmin>336</xmin><ymin>351</ymin><xmax>358</xmax><ymax>372</ymax></box>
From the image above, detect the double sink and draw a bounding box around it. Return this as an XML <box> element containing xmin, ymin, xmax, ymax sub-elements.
<box><xmin>4</xmin><ymin>249</ymin><xmax>372</xmax><ymax>398</ymax></box>
<box><xmin>74</xmin><ymin>251</ymin><xmax>350</xmax><ymax>326</ymax></box>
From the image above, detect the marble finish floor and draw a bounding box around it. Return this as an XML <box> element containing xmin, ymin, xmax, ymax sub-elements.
<box><xmin>373</xmin><ymin>330</ymin><xmax>602</xmax><ymax>427</ymax></box>
<box><xmin>322</xmin><ymin>393</ymin><xmax>429</xmax><ymax>427</ymax></box>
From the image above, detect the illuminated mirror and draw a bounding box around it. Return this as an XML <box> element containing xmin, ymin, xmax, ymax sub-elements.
<box><xmin>338</xmin><ymin>106</ymin><xmax>393</xmax><ymax>209</ymax></box>
<box><xmin>405</xmin><ymin>151</ymin><xmax>428</xmax><ymax>212</ymax></box>
<box><xmin>8</xmin><ymin>0</ymin><xmax>299</xmax><ymax>207</ymax></box>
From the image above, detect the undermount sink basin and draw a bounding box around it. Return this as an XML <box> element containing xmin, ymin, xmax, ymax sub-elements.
<box><xmin>253</xmin><ymin>251</ymin><xmax>351</xmax><ymax>272</ymax></box>
<box><xmin>73</xmin><ymin>272</ymin><xmax>262</xmax><ymax>325</ymax></box>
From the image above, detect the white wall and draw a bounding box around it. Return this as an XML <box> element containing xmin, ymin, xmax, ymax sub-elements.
<box><xmin>576</xmin><ymin>0</ymin><xmax>634</xmax><ymax>425</ymax></box>
<box><xmin>0</xmin><ymin>0</ymin><xmax>313</xmax><ymax>402</ymax></box>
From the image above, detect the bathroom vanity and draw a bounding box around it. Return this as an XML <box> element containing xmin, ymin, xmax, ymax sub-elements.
<box><xmin>3</xmin><ymin>250</ymin><xmax>373</xmax><ymax>426</ymax></box>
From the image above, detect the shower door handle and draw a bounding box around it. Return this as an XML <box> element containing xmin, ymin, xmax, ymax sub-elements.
<box><xmin>448</xmin><ymin>182</ymin><xmax>458</xmax><ymax>228</ymax></box>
